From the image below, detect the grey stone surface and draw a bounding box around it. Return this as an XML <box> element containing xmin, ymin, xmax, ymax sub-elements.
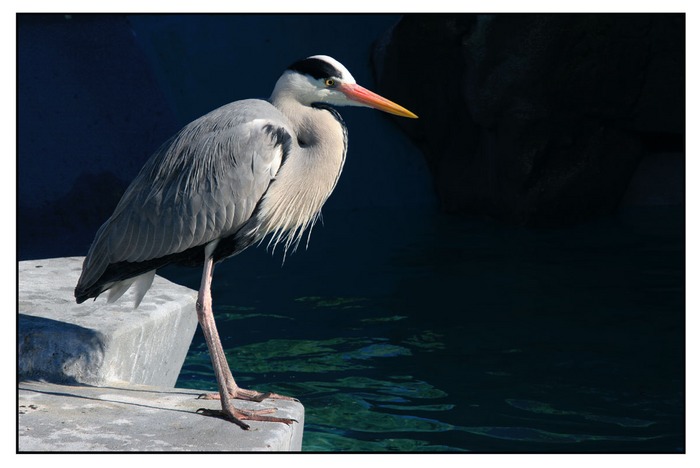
<box><xmin>19</xmin><ymin>381</ymin><xmax>304</xmax><ymax>451</ymax></box>
<box><xmin>19</xmin><ymin>257</ymin><xmax>198</xmax><ymax>387</ymax></box>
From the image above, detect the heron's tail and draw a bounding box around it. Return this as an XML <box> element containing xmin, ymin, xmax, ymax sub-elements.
<box><xmin>75</xmin><ymin>269</ymin><xmax>156</xmax><ymax>309</ymax></box>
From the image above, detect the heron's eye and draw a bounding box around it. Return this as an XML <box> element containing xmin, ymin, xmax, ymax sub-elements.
<box><xmin>325</xmin><ymin>78</ymin><xmax>335</xmax><ymax>87</ymax></box>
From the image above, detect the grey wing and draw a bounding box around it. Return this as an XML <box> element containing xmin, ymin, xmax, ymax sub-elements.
<box><xmin>77</xmin><ymin>100</ymin><xmax>292</xmax><ymax>293</ymax></box>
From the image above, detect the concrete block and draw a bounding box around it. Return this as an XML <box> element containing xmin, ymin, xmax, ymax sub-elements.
<box><xmin>19</xmin><ymin>257</ymin><xmax>198</xmax><ymax>387</ymax></box>
<box><xmin>19</xmin><ymin>381</ymin><xmax>304</xmax><ymax>451</ymax></box>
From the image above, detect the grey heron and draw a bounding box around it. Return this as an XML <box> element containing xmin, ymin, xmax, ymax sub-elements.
<box><xmin>74</xmin><ymin>55</ymin><xmax>417</xmax><ymax>429</ymax></box>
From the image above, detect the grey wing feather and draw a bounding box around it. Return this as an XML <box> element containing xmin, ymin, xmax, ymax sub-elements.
<box><xmin>77</xmin><ymin>100</ymin><xmax>292</xmax><ymax>292</ymax></box>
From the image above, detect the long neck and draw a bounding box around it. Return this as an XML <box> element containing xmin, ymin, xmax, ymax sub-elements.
<box><xmin>255</xmin><ymin>93</ymin><xmax>347</xmax><ymax>254</ymax></box>
<box><xmin>272</xmin><ymin>93</ymin><xmax>348</xmax><ymax>162</ymax></box>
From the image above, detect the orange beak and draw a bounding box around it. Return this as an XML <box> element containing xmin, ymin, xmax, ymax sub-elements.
<box><xmin>339</xmin><ymin>83</ymin><xmax>418</xmax><ymax>119</ymax></box>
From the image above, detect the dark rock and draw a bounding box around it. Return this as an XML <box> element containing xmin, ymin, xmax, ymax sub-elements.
<box><xmin>373</xmin><ymin>13</ymin><xmax>684</xmax><ymax>225</ymax></box>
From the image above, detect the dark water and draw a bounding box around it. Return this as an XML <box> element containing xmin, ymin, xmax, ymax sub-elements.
<box><xmin>165</xmin><ymin>207</ymin><xmax>684</xmax><ymax>452</ymax></box>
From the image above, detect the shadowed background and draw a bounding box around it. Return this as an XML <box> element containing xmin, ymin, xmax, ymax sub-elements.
<box><xmin>18</xmin><ymin>14</ymin><xmax>683</xmax><ymax>257</ymax></box>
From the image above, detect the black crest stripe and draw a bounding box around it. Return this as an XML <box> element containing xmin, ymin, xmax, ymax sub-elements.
<box><xmin>288</xmin><ymin>57</ymin><xmax>340</xmax><ymax>81</ymax></box>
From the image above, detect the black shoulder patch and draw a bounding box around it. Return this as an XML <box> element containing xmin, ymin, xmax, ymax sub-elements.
<box><xmin>262</xmin><ymin>123</ymin><xmax>293</xmax><ymax>166</ymax></box>
<box><xmin>288</xmin><ymin>57</ymin><xmax>341</xmax><ymax>81</ymax></box>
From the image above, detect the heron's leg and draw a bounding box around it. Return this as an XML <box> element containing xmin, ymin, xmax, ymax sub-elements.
<box><xmin>195</xmin><ymin>274</ymin><xmax>294</xmax><ymax>402</ymax></box>
<box><xmin>195</xmin><ymin>254</ymin><xmax>295</xmax><ymax>429</ymax></box>
<box><xmin>195</xmin><ymin>251</ymin><xmax>296</xmax><ymax>403</ymax></box>
<box><xmin>199</xmin><ymin>311</ymin><xmax>291</xmax><ymax>403</ymax></box>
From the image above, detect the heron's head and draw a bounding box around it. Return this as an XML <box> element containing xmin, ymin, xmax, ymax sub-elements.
<box><xmin>272</xmin><ymin>55</ymin><xmax>417</xmax><ymax>119</ymax></box>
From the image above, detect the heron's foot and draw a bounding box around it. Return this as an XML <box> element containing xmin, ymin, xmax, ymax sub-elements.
<box><xmin>196</xmin><ymin>405</ymin><xmax>297</xmax><ymax>430</ymax></box>
<box><xmin>198</xmin><ymin>387</ymin><xmax>298</xmax><ymax>403</ymax></box>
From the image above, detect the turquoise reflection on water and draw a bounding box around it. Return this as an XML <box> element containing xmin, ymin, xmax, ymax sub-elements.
<box><xmin>170</xmin><ymin>207</ymin><xmax>684</xmax><ymax>452</ymax></box>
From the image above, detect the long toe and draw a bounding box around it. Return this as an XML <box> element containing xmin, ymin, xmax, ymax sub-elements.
<box><xmin>196</xmin><ymin>406</ymin><xmax>297</xmax><ymax>429</ymax></box>
<box><xmin>196</xmin><ymin>390</ymin><xmax>271</xmax><ymax>402</ymax></box>
<box><xmin>199</xmin><ymin>388</ymin><xmax>298</xmax><ymax>402</ymax></box>
<box><xmin>235</xmin><ymin>407</ymin><xmax>297</xmax><ymax>425</ymax></box>
<box><xmin>234</xmin><ymin>387</ymin><xmax>299</xmax><ymax>402</ymax></box>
